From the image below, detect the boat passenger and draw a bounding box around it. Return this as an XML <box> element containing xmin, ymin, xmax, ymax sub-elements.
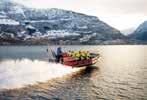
<box><xmin>85</xmin><ymin>51</ymin><xmax>90</xmax><ymax>59</ymax></box>
<box><xmin>75</xmin><ymin>51</ymin><xmax>81</xmax><ymax>60</ymax></box>
<box><xmin>56</xmin><ymin>47</ymin><xmax>63</xmax><ymax>63</ymax></box>
<box><xmin>67</xmin><ymin>50</ymin><xmax>72</xmax><ymax>56</ymax></box>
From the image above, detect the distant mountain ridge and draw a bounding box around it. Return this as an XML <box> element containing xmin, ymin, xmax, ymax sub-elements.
<box><xmin>129</xmin><ymin>21</ymin><xmax>147</xmax><ymax>42</ymax></box>
<box><xmin>0</xmin><ymin>0</ymin><xmax>127</xmax><ymax>45</ymax></box>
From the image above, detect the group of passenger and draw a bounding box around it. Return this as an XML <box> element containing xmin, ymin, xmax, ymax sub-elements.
<box><xmin>67</xmin><ymin>50</ymin><xmax>91</xmax><ymax>60</ymax></box>
<box><xmin>55</xmin><ymin>47</ymin><xmax>91</xmax><ymax>63</ymax></box>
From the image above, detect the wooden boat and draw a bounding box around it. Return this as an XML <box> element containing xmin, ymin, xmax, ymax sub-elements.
<box><xmin>62</xmin><ymin>53</ymin><xmax>100</xmax><ymax>67</ymax></box>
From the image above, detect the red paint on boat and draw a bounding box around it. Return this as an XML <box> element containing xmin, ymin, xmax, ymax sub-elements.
<box><xmin>62</xmin><ymin>53</ymin><xmax>99</xmax><ymax>67</ymax></box>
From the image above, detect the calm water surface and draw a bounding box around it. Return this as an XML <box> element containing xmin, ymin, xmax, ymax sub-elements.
<box><xmin>0</xmin><ymin>45</ymin><xmax>147</xmax><ymax>100</ymax></box>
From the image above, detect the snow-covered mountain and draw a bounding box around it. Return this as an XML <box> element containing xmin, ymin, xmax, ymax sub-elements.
<box><xmin>129</xmin><ymin>21</ymin><xmax>147</xmax><ymax>41</ymax></box>
<box><xmin>0</xmin><ymin>0</ymin><xmax>126</xmax><ymax>45</ymax></box>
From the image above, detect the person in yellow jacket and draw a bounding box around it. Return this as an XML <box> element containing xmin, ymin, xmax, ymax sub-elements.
<box><xmin>85</xmin><ymin>51</ymin><xmax>90</xmax><ymax>59</ymax></box>
<box><xmin>67</xmin><ymin>50</ymin><xmax>72</xmax><ymax>56</ymax></box>
<box><xmin>75</xmin><ymin>51</ymin><xmax>81</xmax><ymax>60</ymax></box>
<box><xmin>81</xmin><ymin>50</ymin><xmax>90</xmax><ymax>59</ymax></box>
<box><xmin>72</xmin><ymin>51</ymin><xmax>76</xmax><ymax>57</ymax></box>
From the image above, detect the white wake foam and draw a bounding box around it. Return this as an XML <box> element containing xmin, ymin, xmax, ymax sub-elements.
<box><xmin>0</xmin><ymin>59</ymin><xmax>80</xmax><ymax>89</ymax></box>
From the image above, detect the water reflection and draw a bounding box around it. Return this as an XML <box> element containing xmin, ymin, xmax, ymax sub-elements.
<box><xmin>72</xmin><ymin>66</ymin><xmax>100</xmax><ymax>78</ymax></box>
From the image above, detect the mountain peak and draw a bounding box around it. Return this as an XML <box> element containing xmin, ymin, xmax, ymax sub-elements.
<box><xmin>129</xmin><ymin>20</ymin><xmax>147</xmax><ymax>41</ymax></box>
<box><xmin>134</xmin><ymin>20</ymin><xmax>147</xmax><ymax>33</ymax></box>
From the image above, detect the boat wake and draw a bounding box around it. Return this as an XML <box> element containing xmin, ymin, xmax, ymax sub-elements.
<box><xmin>0</xmin><ymin>59</ymin><xmax>80</xmax><ymax>90</ymax></box>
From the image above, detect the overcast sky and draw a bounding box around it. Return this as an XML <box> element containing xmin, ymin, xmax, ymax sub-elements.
<box><xmin>13</xmin><ymin>0</ymin><xmax>147</xmax><ymax>32</ymax></box>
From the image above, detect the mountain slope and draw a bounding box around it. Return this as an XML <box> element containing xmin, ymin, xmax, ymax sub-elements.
<box><xmin>0</xmin><ymin>0</ymin><xmax>126</xmax><ymax>45</ymax></box>
<box><xmin>129</xmin><ymin>21</ymin><xmax>147</xmax><ymax>41</ymax></box>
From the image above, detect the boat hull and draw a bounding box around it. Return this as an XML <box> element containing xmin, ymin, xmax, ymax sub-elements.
<box><xmin>63</xmin><ymin>54</ymin><xmax>99</xmax><ymax>67</ymax></box>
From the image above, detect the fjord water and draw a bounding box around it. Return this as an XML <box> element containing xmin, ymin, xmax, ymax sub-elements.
<box><xmin>0</xmin><ymin>45</ymin><xmax>147</xmax><ymax>100</ymax></box>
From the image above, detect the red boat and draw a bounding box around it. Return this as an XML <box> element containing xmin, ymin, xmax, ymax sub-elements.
<box><xmin>62</xmin><ymin>53</ymin><xmax>100</xmax><ymax>67</ymax></box>
<box><xmin>47</xmin><ymin>48</ymin><xmax>100</xmax><ymax>67</ymax></box>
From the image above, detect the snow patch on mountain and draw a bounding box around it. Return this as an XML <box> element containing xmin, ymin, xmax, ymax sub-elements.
<box><xmin>0</xmin><ymin>11</ymin><xmax>7</xmax><ymax>18</ymax></box>
<box><xmin>134</xmin><ymin>21</ymin><xmax>147</xmax><ymax>33</ymax></box>
<box><xmin>45</xmin><ymin>30</ymin><xmax>80</xmax><ymax>38</ymax></box>
<box><xmin>0</xmin><ymin>19</ymin><xmax>19</xmax><ymax>25</ymax></box>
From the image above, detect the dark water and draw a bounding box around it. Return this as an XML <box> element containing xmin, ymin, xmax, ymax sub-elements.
<box><xmin>0</xmin><ymin>45</ymin><xmax>147</xmax><ymax>100</ymax></box>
